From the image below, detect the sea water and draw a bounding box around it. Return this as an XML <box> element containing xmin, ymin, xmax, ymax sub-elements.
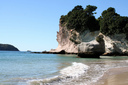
<box><xmin>0</xmin><ymin>51</ymin><xmax>128</xmax><ymax>85</ymax></box>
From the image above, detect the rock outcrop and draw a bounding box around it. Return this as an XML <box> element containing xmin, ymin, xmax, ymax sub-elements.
<box><xmin>50</xmin><ymin>19</ymin><xmax>100</xmax><ymax>53</ymax></box>
<box><xmin>52</xmin><ymin>20</ymin><xmax>128</xmax><ymax>57</ymax></box>
<box><xmin>50</xmin><ymin>22</ymin><xmax>79</xmax><ymax>53</ymax></box>
<box><xmin>103</xmin><ymin>34</ymin><xmax>128</xmax><ymax>54</ymax></box>
<box><xmin>49</xmin><ymin>5</ymin><xmax>128</xmax><ymax>57</ymax></box>
<box><xmin>78</xmin><ymin>34</ymin><xmax>105</xmax><ymax>58</ymax></box>
<box><xmin>0</xmin><ymin>44</ymin><xmax>19</xmax><ymax>51</ymax></box>
<box><xmin>78</xmin><ymin>33</ymin><xmax>128</xmax><ymax>57</ymax></box>
<box><xmin>78</xmin><ymin>33</ymin><xmax>105</xmax><ymax>53</ymax></box>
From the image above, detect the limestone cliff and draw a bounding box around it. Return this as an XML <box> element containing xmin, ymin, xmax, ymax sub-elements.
<box><xmin>78</xmin><ymin>33</ymin><xmax>128</xmax><ymax>54</ymax></box>
<box><xmin>53</xmin><ymin>21</ymin><xmax>128</xmax><ymax>54</ymax></box>
<box><xmin>52</xmin><ymin>22</ymin><xmax>78</xmax><ymax>53</ymax></box>
<box><xmin>103</xmin><ymin>34</ymin><xmax>128</xmax><ymax>54</ymax></box>
<box><xmin>52</xmin><ymin>20</ymin><xmax>100</xmax><ymax>53</ymax></box>
<box><xmin>51</xmin><ymin>5</ymin><xmax>128</xmax><ymax>55</ymax></box>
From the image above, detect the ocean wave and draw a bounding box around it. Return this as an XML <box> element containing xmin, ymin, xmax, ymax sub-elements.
<box><xmin>60</xmin><ymin>62</ymin><xmax>89</xmax><ymax>78</ymax></box>
<box><xmin>26</xmin><ymin>60</ymin><xmax>128</xmax><ymax>85</ymax></box>
<box><xmin>27</xmin><ymin>62</ymin><xmax>89</xmax><ymax>85</ymax></box>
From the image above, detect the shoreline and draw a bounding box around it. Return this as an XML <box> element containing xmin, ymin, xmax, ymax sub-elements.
<box><xmin>32</xmin><ymin>50</ymin><xmax>128</xmax><ymax>58</ymax></box>
<box><xmin>32</xmin><ymin>50</ymin><xmax>78</xmax><ymax>55</ymax></box>
<box><xmin>95</xmin><ymin>67</ymin><xmax>128</xmax><ymax>85</ymax></box>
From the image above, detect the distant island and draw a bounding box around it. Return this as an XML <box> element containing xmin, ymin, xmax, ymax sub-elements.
<box><xmin>0</xmin><ymin>44</ymin><xmax>19</xmax><ymax>51</ymax></box>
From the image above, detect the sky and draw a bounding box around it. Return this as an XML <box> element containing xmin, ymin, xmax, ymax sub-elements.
<box><xmin>0</xmin><ymin>0</ymin><xmax>128</xmax><ymax>51</ymax></box>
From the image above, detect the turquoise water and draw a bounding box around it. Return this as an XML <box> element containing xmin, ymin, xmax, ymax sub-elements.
<box><xmin>0</xmin><ymin>51</ymin><xmax>128</xmax><ymax>85</ymax></box>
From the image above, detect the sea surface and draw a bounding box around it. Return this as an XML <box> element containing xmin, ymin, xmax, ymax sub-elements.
<box><xmin>0</xmin><ymin>51</ymin><xmax>128</xmax><ymax>85</ymax></box>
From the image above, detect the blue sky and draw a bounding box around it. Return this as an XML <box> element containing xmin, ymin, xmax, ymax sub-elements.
<box><xmin>0</xmin><ymin>0</ymin><xmax>128</xmax><ymax>51</ymax></box>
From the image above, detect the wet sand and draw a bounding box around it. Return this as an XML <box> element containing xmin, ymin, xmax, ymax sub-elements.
<box><xmin>96</xmin><ymin>67</ymin><xmax>128</xmax><ymax>85</ymax></box>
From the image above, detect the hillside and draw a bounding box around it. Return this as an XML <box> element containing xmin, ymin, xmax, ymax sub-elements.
<box><xmin>0</xmin><ymin>44</ymin><xmax>19</xmax><ymax>51</ymax></box>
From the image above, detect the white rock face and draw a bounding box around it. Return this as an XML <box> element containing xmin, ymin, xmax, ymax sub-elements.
<box><xmin>51</xmin><ymin>23</ymin><xmax>78</xmax><ymax>53</ymax></box>
<box><xmin>103</xmin><ymin>34</ymin><xmax>128</xmax><ymax>53</ymax></box>
<box><xmin>53</xmin><ymin>21</ymin><xmax>128</xmax><ymax>54</ymax></box>
<box><xmin>78</xmin><ymin>33</ymin><xmax>105</xmax><ymax>53</ymax></box>
<box><xmin>79</xmin><ymin>33</ymin><xmax>128</xmax><ymax>54</ymax></box>
<box><xmin>78</xmin><ymin>40</ymin><xmax>105</xmax><ymax>53</ymax></box>
<box><xmin>80</xmin><ymin>30</ymin><xmax>99</xmax><ymax>42</ymax></box>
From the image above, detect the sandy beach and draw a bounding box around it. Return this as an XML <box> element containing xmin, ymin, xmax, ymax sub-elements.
<box><xmin>95</xmin><ymin>67</ymin><xmax>128</xmax><ymax>85</ymax></box>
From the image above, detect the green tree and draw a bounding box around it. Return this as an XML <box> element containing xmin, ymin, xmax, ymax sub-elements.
<box><xmin>99</xmin><ymin>7</ymin><xmax>128</xmax><ymax>35</ymax></box>
<box><xmin>60</xmin><ymin>5</ymin><xmax>99</xmax><ymax>32</ymax></box>
<box><xmin>84</xmin><ymin>5</ymin><xmax>97</xmax><ymax>15</ymax></box>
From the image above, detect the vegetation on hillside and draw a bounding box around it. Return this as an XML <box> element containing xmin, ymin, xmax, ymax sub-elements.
<box><xmin>99</xmin><ymin>7</ymin><xmax>128</xmax><ymax>35</ymax></box>
<box><xmin>60</xmin><ymin>5</ymin><xmax>99</xmax><ymax>32</ymax></box>
<box><xmin>60</xmin><ymin>5</ymin><xmax>128</xmax><ymax>36</ymax></box>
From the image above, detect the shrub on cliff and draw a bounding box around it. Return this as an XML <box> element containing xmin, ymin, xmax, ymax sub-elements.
<box><xmin>60</xmin><ymin>5</ymin><xmax>100</xmax><ymax>32</ymax></box>
<box><xmin>99</xmin><ymin>7</ymin><xmax>128</xmax><ymax>35</ymax></box>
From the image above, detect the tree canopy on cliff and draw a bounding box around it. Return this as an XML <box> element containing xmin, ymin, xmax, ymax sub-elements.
<box><xmin>60</xmin><ymin>5</ymin><xmax>99</xmax><ymax>32</ymax></box>
<box><xmin>60</xmin><ymin>5</ymin><xmax>128</xmax><ymax>36</ymax></box>
<box><xmin>99</xmin><ymin>7</ymin><xmax>128</xmax><ymax>35</ymax></box>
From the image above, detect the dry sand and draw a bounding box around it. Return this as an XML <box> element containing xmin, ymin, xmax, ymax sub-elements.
<box><xmin>95</xmin><ymin>67</ymin><xmax>128</xmax><ymax>85</ymax></box>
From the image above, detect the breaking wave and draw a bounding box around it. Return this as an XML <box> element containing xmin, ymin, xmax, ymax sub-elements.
<box><xmin>60</xmin><ymin>62</ymin><xmax>89</xmax><ymax>78</ymax></box>
<box><xmin>27</xmin><ymin>62</ymin><xmax>89</xmax><ymax>85</ymax></box>
<box><xmin>27</xmin><ymin>59</ymin><xmax>128</xmax><ymax>85</ymax></box>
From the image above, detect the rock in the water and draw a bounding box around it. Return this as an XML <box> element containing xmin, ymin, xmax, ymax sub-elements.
<box><xmin>78</xmin><ymin>52</ymin><xmax>102</xmax><ymax>58</ymax></box>
<box><xmin>42</xmin><ymin>50</ymin><xmax>66</xmax><ymax>54</ymax></box>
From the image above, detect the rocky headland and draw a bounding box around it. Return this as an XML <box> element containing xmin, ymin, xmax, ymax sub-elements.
<box><xmin>0</xmin><ymin>44</ymin><xmax>19</xmax><ymax>51</ymax></box>
<box><xmin>49</xmin><ymin>5</ymin><xmax>128</xmax><ymax>58</ymax></box>
<box><xmin>50</xmin><ymin>23</ymin><xmax>128</xmax><ymax>58</ymax></box>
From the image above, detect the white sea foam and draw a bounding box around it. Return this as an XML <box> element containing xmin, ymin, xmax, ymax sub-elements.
<box><xmin>60</xmin><ymin>62</ymin><xmax>89</xmax><ymax>78</ymax></box>
<box><xmin>27</xmin><ymin>62</ymin><xmax>89</xmax><ymax>85</ymax></box>
<box><xmin>27</xmin><ymin>76</ymin><xmax>60</xmax><ymax>85</ymax></box>
<box><xmin>27</xmin><ymin>60</ymin><xmax>128</xmax><ymax>85</ymax></box>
